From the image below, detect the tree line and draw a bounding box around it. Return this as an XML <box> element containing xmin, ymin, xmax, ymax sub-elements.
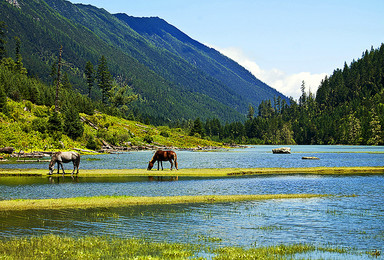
<box><xmin>186</xmin><ymin>44</ymin><xmax>384</xmax><ymax>146</ymax></box>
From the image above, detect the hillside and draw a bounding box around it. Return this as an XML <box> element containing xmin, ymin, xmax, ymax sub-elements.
<box><xmin>115</xmin><ymin>14</ymin><xmax>283</xmax><ymax>112</ymax></box>
<box><xmin>0</xmin><ymin>98</ymin><xmax>222</xmax><ymax>153</ymax></box>
<box><xmin>0</xmin><ymin>0</ymin><xmax>287</xmax><ymax>124</ymax></box>
<box><xmin>200</xmin><ymin>44</ymin><xmax>384</xmax><ymax>145</ymax></box>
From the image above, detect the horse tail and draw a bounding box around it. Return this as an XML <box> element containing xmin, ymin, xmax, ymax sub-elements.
<box><xmin>173</xmin><ymin>152</ymin><xmax>178</xmax><ymax>170</ymax></box>
<box><xmin>75</xmin><ymin>153</ymin><xmax>81</xmax><ymax>171</ymax></box>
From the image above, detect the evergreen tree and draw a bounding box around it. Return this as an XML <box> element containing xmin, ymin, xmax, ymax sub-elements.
<box><xmin>0</xmin><ymin>22</ymin><xmax>6</xmax><ymax>60</ymax></box>
<box><xmin>0</xmin><ymin>85</ymin><xmax>7</xmax><ymax>113</ymax></box>
<box><xmin>14</xmin><ymin>37</ymin><xmax>27</xmax><ymax>74</ymax></box>
<box><xmin>47</xmin><ymin>111</ymin><xmax>63</xmax><ymax>140</ymax></box>
<box><xmin>62</xmin><ymin>72</ymin><xmax>72</xmax><ymax>90</ymax></box>
<box><xmin>367</xmin><ymin>108</ymin><xmax>382</xmax><ymax>145</ymax></box>
<box><xmin>96</xmin><ymin>56</ymin><xmax>112</xmax><ymax>104</ymax></box>
<box><xmin>63</xmin><ymin>105</ymin><xmax>84</xmax><ymax>140</ymax></box>
<box><xmin>189</xmin><ymin>118</ymin><xmax>204</xmax><ymax>137</ymax></box>
<box><xmin>85</xmin><ymin>61</ymin><xmax>94</xmax><ymax>97</ymax></box>
<box><xmin>247</xmin><ymin>105</ymin><xmax>255</xmax><ymax>120</ymax></box>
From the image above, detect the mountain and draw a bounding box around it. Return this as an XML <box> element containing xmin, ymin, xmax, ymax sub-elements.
<box><xmin>114</xmin><ymin>14</ymin><xmax>283</xmax><ymax>112</ymax></box>
<box><xmin>1</xmin><ymin>0</ymin><xmax>287</xmax><ymax>124</ymax></box>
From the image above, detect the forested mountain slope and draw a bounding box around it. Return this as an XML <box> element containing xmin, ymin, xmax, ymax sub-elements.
<box><xmin>114</xmin><ymin>14</ymin><xmax>284</xmax><ymax>112</ymax></box>
<box><xmin>210</xmin><ymin>44</ymin><xmax>384</xmax><ymax>145</ymax></box>
<box><xmin>1</xmin><ymin>0</ymin><xmax>287</xmax><ymax>124</ymax></box>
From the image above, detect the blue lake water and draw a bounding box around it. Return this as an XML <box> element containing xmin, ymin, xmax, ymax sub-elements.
<box><xmin>2</xmin><ymin>145</ymin><xmax>384</xmax><ymax>170</ymax></box>
<box><xmin>0</xmin><ymin>145</ymin><xmax>383</xmax><ymax>258</ymax></box>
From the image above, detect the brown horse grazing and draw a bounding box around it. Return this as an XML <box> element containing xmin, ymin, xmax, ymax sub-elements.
<box><xmin>48</xmin><ymin>151</ymin><xmax>80</xmax><ymax>175</ymax></box>
<box><xmin>147</xmin><ymin>150</ymin><xmax>178</xmax><ymax>170</ymax></box>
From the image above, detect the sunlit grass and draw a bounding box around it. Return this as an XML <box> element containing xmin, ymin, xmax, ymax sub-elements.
<box><xmin>213</xmin><ymin>244</ymin><xmax>354</xmax><ymax>260</ymax></box>
<box><xmin>0</xmin><ymin>235</ymin><xmax>363</xmax><ymax>259</ymax></box>
<box><xmin>1</xmin><ymin>166</ymin><xmax>384</xmax><ymax>177</ymax></box>
<box><xmin>0</xmin><ymin>194</ymin><xmax>330</xmax><ymax>211</ymax></box>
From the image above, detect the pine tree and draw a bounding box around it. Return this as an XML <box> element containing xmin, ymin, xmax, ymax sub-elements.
<box><xmin>96</xmin><ymin>56</ymin><xmax>112</xmax><ymax>104</ymax></box>
<box><xmin>0</xmin><ymin>22</ymin><xmax>6</xmax><ymax>60</ymax></box>
<box><xmin>47</xmin><ymin>111</ymin><xmax>63</xmax><ymax>141</ymax></box>
<box><xmin>63</xmin><ymin>106</ymin><xmax>84</xmax><ymax>140</ymax></box>
<box><xmin>85</xmin><ymin>61</ymin><xmax>94</xmax><ymax>97</ymax></box>
<box><xmin>189</xmin><ymin>118</ymin><xmax>204</xmax><ymax>137</ymax></box>
<box><xmin>247</xmin><ymin>105</ymin><xmax>255</xmax><ymax>120</ymax></box>
<box><xmin>0</xmin><ymin>85</ymin><xmax>7</xmax><ymax>113</ymax></box>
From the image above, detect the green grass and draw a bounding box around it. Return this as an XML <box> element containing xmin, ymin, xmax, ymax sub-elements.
<box><xmin>0</xmin><ymin>234</ymin><xmax>361</xmax><ymax>259</ymax></box>
<box><xmin>0</xmin><ymin>194</ymin><xmax>330</xmax><ymax>211</ymax></box>
<box><xmin>1</xmin><ymin>166</ymin><xmax>384</xmax><ymax>178</ymax></box>
<box><xmin>0</xmin><ymin>99</ymin><xmax>223</xmax><ymax>152</ymax></box>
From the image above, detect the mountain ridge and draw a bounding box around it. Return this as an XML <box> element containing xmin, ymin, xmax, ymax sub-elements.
<box><xmin>1</xmin><ymin>0</ymin><xmax>287</xmax><ymax>123</ymax></box>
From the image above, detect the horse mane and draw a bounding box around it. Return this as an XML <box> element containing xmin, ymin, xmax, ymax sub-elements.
<box><xmin>49</xmin><ymin>152</ymin><xmax>61</xmax><ymax>166</ymax></box>
<box><xmin>149</xmin><ymin>151</ymin><xmax>158</xmax><ymax>163</ymax></box>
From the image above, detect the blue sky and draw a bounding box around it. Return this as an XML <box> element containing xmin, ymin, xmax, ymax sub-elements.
<box><xmin>70</xmin><ymin>0</ymin><xmax>384</xmax><ymax>99</ymax></box>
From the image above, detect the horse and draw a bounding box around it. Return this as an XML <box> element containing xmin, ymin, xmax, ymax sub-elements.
<box><xmin>147</xmin><ymin>150</ymin><xmax>178</xmax><ymax>170</ymax></box>
<box><xmin>48</xmin><ymin>151</ymin><xmax>80</xmax><ymax>175</ymax></box>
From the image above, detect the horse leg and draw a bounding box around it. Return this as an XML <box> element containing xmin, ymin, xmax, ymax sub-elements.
<box><xmin>169</xmin><ymin>159</ymin><xmax>173</xmax><ymax>170</ymax></box>
<box><xmin>58</xmin><ymin>162</ymin><xmax>66</xmax><ymax>175</ymax></box>
<box><xmin>57</xmin><ymin>162</ymin><xmax>60</xmax><ymax>174</ymax></box>
<box><xmin>72</xmin><ymin>161</ymin><xmax>76</xmax><ymax>175</ymax></box>
<box><xmin>76</xmin><ymin>156</ymin><xmax>80</xmax><ymax>174</ymax></box>
<box><xmin>157</xmin><ymin>161</ymin><xmax>160</xmax><ymax>170</ymax></box>
<box><xmin>173</xmin><ymin>154</ymin><xmax>178</xmax><ymax>170</ymax></box>
<box><xmin>161</xmin><ymin>161</ymin><xmax>164</xmax><ymax>170</ymax></box>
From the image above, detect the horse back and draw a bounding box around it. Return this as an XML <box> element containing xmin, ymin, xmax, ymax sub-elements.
<box><xmin>154</xmin><ymin>150</ymin><xmax>176</xmax><ymax>161</ymax></box>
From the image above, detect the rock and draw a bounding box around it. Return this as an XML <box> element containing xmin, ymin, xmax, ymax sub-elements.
<box><xmin>302</xmin><ymin>156</ymin><xmax>319</xmax><ymax>160</ymax></box>
<box><xmin>0</xmin><ymin>147</ymin><xmax>15</xmax><ymax>154</ymax></box>
<box><xmin>272</xmin><ymin>147</ymin><xmax>291</xmax><ymax>154</ymax></box>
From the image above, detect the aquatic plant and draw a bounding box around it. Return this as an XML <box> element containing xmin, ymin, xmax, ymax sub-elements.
<box><xmin>0</xmin><ymin>194</ymin><xmax>330</xmax><ymax>211</ymax></box>
<box><xmin>0</xmin><ymin>235</ymin><xmax>362</xmax><ymax>259</ymax></box>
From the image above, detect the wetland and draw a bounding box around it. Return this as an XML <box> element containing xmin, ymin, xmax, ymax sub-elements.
<box><xmin>0</xmin><ymin>145</ymin><xmax>383</xmax><ymax>259</ymax></box>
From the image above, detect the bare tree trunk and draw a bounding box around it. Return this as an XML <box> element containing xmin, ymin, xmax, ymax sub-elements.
<box><xmin>55</xmin><ymin>45</ymin><xmax>62</xmax><ymax>112</ymax></box>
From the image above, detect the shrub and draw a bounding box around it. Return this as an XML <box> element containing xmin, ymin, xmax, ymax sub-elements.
<box><xmin>160</xmin><ymin>130</ymin><xmax>169</xmax><ymax>137</ymax></box>
<box><xmin>31</xmin><ymin>118</ymin><xmax>47</xmax><ymax>133</ymax></box>
<box><xmin>86</xmin><ymin>135</ymin><xmax>100</xmax><ymax>150</ymax></box>
<box><xmin>143</xmin><ymin>134</ymin><xmax>153</xmax><ymax>144</ymax></box>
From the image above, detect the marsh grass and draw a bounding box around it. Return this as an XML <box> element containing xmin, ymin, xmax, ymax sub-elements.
<box><xmin>0</xmin><ymin>235</ymin><xmax>360</xmax><ymax>259</ymax></box>
<box><xmin>0</xmin><ymin>235</ymin><xmax>195</xmax><ymax>259</ymax></box>
<box><xmin>213</xmin><ymin>244</ymin><xmax>352</xmax><ymax>260</ymax></box>
<box><xmin>0</xmin><ymin>194</ymin><xmax>329</xmax><ymax>211</ymax></box>
<box><xmin>1</xmin><ymin>166</ymin><xmax>384</xmax><ymax>178</ymax></box>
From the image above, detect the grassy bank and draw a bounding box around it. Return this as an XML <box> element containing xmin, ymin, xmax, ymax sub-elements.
<box><xmin>0</xmin><ymin>194</ymin><xmax>330</xmax><ymax>211</ymax></box>
<box><xmin>1</xmin><ymin>166</ymin><xmax>384</xmax><ymax>177</ymax></box>
<box><xmin>0</xmin><ymin>99</ymin><xmax>223</xmax><ymax>152</ymax></box>
<box><xmin>0</xmin><ymin>234</ymin><xmax>364</xmax><ymax>259</ymax></box>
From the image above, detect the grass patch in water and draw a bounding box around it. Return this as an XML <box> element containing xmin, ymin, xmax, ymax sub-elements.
<box><xmin>0</xmin><ymin>194</ymin><xmax>330</xmax><ymax>211</ymax></box>
<box><xmin>1</xmin><ymin>166</ymin><xmax>384</xmax><ymax>177</ymax></box>
<box><xmin>0</xmin><ymin>234</ymin><xmax>364</xmax><ymax>259</ymax></box>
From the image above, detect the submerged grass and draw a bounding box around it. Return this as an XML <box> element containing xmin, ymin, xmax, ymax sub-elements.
<box><xmin>0</xmin><ymin>234</ymin><xmax>361</xmax><ymax>259</ymax></box>
<box><xmin>0</xmin><ymin>194</ymin><xmax>329</xmax><ymax>211</ymax></box>
<box><xmin>1</xmin><ymin>166</ymin><xmax>384</xmax><ymax>177</ymax></box>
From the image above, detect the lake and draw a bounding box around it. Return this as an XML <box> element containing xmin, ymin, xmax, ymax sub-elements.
<box><xmin>0</xmin><ymin>145</ymin><xmax>383</xmax><ymax>259</ymax></box>
<box><xmin>2</xmin><ymin>145</ymin><xmax>384</xmax><ymax>170</ymax></box>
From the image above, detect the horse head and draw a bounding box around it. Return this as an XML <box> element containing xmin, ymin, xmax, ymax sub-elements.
<box><xmin>48</xmin><ymin>160</ymin><xmax>55</xmax><ymax>174</ymax></box>
<box><xmin>48</xmin><ymin>152</ymin><xmax>59</xmax><ymax>174</ymax></box>
<box><xmin>147</xmin><ymin>161</ymin><xmax>154</xmax><ymax>170</ymax></box>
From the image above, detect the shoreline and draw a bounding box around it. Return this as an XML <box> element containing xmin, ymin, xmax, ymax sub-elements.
<box><xmin>0</xmin><ymin>166</ymin><xmax>384</xmax><ymax>177</ymax></box>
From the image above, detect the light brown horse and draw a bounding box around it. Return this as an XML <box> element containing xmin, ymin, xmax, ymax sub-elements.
<box><xmin>48</xmin><ymin>151</ymin><xmax>80</xmax><ymax>175</ymax></box>
<box><xmin>147</xmin><ymin>150</ymin><xmax>178</xmax><ymax>170</ymax></box>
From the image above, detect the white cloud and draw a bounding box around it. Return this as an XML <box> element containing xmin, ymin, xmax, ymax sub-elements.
<box><xmin>214</xmin><ymin>46</ymin><xmax>328</xmax><ymax>100</ymax></box>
